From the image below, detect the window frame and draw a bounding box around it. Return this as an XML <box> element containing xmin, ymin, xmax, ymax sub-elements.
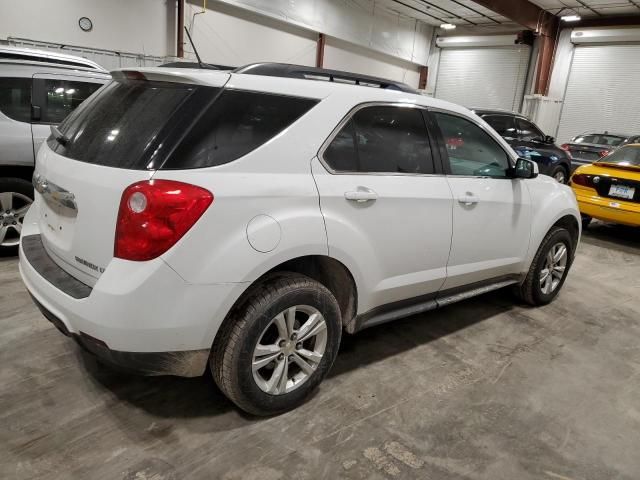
<box><xmin>318</xmin><ymin>102</ymin><xmax>443</xmax><ymax>177</ymax></box>
<box><xmin>427</xmin><ymin>107</ymin><xmax>517</xmax><ymax>179</ymax></box>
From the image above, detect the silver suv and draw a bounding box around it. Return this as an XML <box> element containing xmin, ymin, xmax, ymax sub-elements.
<box><xmin>0</xmin><ymin>46</ymin><xmax>109</xmax><ymax>253</ymax></box>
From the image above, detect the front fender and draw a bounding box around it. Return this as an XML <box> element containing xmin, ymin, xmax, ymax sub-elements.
<box><xmin>524</xmin><ymin>176</ymin><xmax>581</xmax><ymax>269</ymax></box>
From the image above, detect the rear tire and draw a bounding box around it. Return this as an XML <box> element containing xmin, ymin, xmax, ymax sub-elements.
<box><xmin>0</xmin><ymin>177</ymin><xmax>33</xmax><ymax>256</ymax></box>
<box><xmin>514</xmin><ymin>227</ymin><xmax>574</xmax><ymax>306</ymax></box>
<box><xmin>581</xmin><ymin>215</ymin><xmax>592</xmax><ymax>230</ymax></box>
<box><xmin>211</xmin><ymin>273</ymin><xmax>342</xmax><ymax>416</ymax></box>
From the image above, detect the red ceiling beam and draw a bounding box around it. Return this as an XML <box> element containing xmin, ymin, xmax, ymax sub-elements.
<box><xmin>177</xmin><ymin>0</ymin><xmax>184</xmax><ymax>57</ymax></box>
<box><xmin>470</xmin><ymin>0</ymin><xmax>556</xmax><ymax>35</ymax></box>
<box><xmin>472</xmin><ymin>0</ymin><xmax>559</xmax><ymax>95</ymax></box>
<box><xmin>316</xmin><ymin>33</ymin><xmax>326</xmax><ymax>68</ymax></box>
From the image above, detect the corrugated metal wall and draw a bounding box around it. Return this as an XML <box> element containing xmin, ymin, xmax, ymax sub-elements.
<box><xmin>556</xmin><ymin>44</ymin><xmax>640</xmax><ymax>143</ymax></box>
<box><xmin>434</xmin><ymin>46</ymin><xmax>531</xmax><ymax>111</ymax></box>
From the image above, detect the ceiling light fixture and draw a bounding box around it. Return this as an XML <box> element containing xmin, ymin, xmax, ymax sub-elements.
<box><xmin>440</xmin><ymin>23</ymin><xmax>456</xmax><ymax>30</ymax></box>
<box><xmin>561</xmin><ymin>14</ymin><xmax>581</xmax><ymax>22</ymax></box>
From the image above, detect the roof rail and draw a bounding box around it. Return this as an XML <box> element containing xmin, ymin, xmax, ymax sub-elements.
<box><xmin>234</xmin><ymin>63</ymin><xmax>416</xmax><ymax>93</ymax></box>
<box><xmin>0</xmin><ymin>46</ymin><xmax>106</xmax><ymax>72</ymax></box>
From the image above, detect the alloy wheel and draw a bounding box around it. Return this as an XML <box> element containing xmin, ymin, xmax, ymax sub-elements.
<box><xmin>0</xmin><ymin>192</ymin><xmax>32</xmax><ymax>247</ymax></box>
<box><xmin>539</xmin><ymin>242</ymin><xmax>568</xmax><ymax>294</ymax></box>
<box><xmin>252</xmin><ymin>305</ymin><xmax>327</xmax><ymax>395</ymax></box>
<box><xmin>553</xmin><ymin>170</ymin><xmax>566</xmax><ymax>183</ymax></box>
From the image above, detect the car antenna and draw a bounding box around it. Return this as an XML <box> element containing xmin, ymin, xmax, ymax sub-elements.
<box><xmin>184</xmin><ymin>26</ymin><xmax>207</xmax><ymax>69</ymax></box>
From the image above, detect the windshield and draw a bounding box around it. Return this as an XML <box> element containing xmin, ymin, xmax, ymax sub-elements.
<box><xmin>596</xmin><ymin>145</ymin><xmax>640</xmax><ymax>168</ymax></box>
<box><xmin>572</xmin><ymin>134</ymin><xmax>626</xmax><ymax>146</ymax></box>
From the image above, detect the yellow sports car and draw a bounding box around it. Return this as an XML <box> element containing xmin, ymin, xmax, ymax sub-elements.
<box><xmin>569</xmin><ymin>144</ymin><xmax>640</xmax><ymax>228</ymax></box>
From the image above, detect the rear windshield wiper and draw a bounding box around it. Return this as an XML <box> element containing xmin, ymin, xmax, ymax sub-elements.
<box><xmin>50</xmin><ymin>125</ymin><xmax>70</xmax><ymax>146</ymax></box>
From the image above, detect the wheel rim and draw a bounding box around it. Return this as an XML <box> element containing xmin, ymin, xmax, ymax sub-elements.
<box><xmin>539</xmin><ymin>242</ymin><xmax>568</xmax><ymax>294</ymax></box>
<box><xmin>0</xmin><ymin>192</ymin><xmax>32</xmax><ymax>247</ymax></box>
<box><xmin>554</xmin><ymin>170</ymin><xmax>566</xmax><ymax>183</ymax></box>
<box><xmin>252</xmin><ymin>305</ymin><xmax>327</xmax><ymax>395</ymax></box>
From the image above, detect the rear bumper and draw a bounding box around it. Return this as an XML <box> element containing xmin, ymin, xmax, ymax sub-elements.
<box><xmin>575</xmin><ymin>192</ymin><xmax>640</xmax><ymax>226</ymax></box>
<box><xmin>19</xmin><ymin>213</ymin><xmax>249</xmax><ymax>377</ymax></box>
<box><xmin>29</xmin><ymin>293</ymin><xmax>209</xmax><ymax>376</ymax></box>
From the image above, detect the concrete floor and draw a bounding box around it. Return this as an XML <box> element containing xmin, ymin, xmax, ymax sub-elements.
<box><xmin>1</xmin><ymin>222</ymin><xmax>639</xmax><ymax>480</ymax></box>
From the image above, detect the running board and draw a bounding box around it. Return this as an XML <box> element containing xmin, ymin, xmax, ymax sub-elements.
<box><xmin>355</xmin><ymin>277</ymin><xmax>519</xmax><ymax>332</ymax></box>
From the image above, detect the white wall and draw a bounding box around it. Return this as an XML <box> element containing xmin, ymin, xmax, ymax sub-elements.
<box><xmin>324</xmin><ymin>37</ymin><xmax>420</xmax><ymax>88</ymax></box>
<box><xmin>196</xmin><ymin>0</ymin><xmax>433</xmax><ymax>65</ymax></box>
<box><xmin>186</xmin><ymin>1</ymin><xmax>317</xmax><ymax>67</ymax></box>
<box><xmin>0</xmin><ymin>0</ymin><xmax>176</xmax><ymax>56</ymax></box>
<box><xmin>547</xmin><ymin>29</ymin><xmax>574</xmax><ymax>100</ymax></box>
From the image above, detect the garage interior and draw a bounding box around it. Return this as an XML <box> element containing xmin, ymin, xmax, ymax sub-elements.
<box><xmin>1</xmin><ymin>0</ymin><xmax>640</xmax><ymax>479</ymax></box>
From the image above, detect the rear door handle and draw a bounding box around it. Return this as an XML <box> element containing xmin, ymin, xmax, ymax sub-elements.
<box><xmin>458</xmin><ymin>194</ymin><xmax>479</xmax><ymax>206</ymax></box>
<box><xmin>344</xmin><ymin>189</ymin><xmax>378</xmax><ymax>203</ymax></box>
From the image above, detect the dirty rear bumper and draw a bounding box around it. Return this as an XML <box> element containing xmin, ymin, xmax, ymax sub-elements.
<box><xmin>30</xmin><ymin>293</ymin><xmax>209</xmax><ymax>377</ymax></box>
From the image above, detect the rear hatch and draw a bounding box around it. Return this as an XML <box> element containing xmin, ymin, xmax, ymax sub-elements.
<box><xmin>34</xmin><ymin>70</ymin><xmax>229</xmax><ymax>286</ymax></box>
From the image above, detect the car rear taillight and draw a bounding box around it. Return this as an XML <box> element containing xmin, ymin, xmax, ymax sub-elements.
<box><xmin>598</xmin><ymin>149</ymin><xmax>610</xmax><ymax>158</ymax></box>
<box><xmin>570</xmin><ymin>173</ymin><xmax>593</xmax><ymax>187</ymax></box>
<box><xmin>115</xmin><ymin>180</ymin><xmax>213</xmax><ymax>261</ymax></box>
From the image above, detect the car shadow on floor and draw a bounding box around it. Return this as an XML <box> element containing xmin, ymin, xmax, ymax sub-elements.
<box><xmin>78</xmin><ymin>289</ymin><xmax>516</xmax><ymax>421</ymax></box>
<box><xmin>581</xmin><ymin>221</ymin><xmax>640</xmax><ymax>254</ymax></box>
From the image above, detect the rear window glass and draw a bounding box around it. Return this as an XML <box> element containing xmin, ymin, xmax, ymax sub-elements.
<box><xmin>572</xmin><ymin>134</ymin><xmax>626</xmax><ymax>146</ymax></box>
<box><xmin>162</xmin><ymin>90</ymin><xmax>318</xmax><ymax>169</ymax></box>
<box><xmin>49</xmin><ymin>80</ymin><xmax>318</xmax><ymax>170</ymax></box>
<box><xmin>598</xmin><ymin>145</ymin><xmax>640</xmax><ymax>167</ymax></box>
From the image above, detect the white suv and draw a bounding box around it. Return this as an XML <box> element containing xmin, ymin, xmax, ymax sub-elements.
<box><xmin>0</xmin><ymin>46</ymin><xmax>109</xmax><ymax>253</ymax></box>
<box><xmin>19</xmin><ymin>63</ymin><xmax>580</xmax><ymax>415</ymax></box>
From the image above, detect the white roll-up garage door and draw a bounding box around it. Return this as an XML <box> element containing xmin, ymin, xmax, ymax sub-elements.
<box><xmin>556</xmin><ymin>44</ymin><xmax>640</xmax><ymax>143</ymax></box>
<box><xmin>434</xmin><ymin>46</ymin><xmax>531</xmax><ymax>111</ymax></box>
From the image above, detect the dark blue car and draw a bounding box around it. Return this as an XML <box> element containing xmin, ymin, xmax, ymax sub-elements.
<box><xmin>473</xmin><ymin>109</ymin><xmax>572</xmax><ymax>184</ymax></box>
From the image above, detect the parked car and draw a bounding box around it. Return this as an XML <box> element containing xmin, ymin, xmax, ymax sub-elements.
<box><xmin>473</xmin><ymin>109</ymin><xmax>573</xmax><ymax>184</ymax></box>
<box><xmin>561</xmin><ymin>132</ymin><xmax>640</xmax><ymax>171</ymax></box>
<box><xmin>570</xmin><ymin>143</ymin><xmax>640</xmax><ymax>228</ymax></box>
<box><xmin>19</xmin><ymin>63</ymin><xmax>581</xmax><ymax>415</ymax></box>
<box><xmin>0</xmin><ymin>46</ymin><xmax>109</xmax><ymax>253</ymax></box>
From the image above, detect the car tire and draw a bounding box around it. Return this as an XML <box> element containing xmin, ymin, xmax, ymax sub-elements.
<box><xmin>211</xmin><ymin>272</ymin><xmax>342</xmax><ymax>416</ymax></box>
<box><xmin>514</xmin><ymin>227</ymin><xmax>574</xmax><ymax>306</ymax></box>
<box><xmin>0</xmin><ymin>177</ymin><xmax>33</xmax><ymax>255</ymax></box>
<box><xmin>581</xmin><ymin>215</ymin><xmax>592</xmax><ymax>230</ymax></box>
<box><xmin>550</xmin><ymin>165</ymin><xmax>569</xmax><ymax>184</ymax></box>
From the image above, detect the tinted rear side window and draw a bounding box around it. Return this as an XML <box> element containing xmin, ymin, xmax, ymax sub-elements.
<box><xmin>0</xmin><ymin>77</ymin><xmax>31</xmax><ymax>122</ymax></box>
<box><xmin>40</xmin><ymin>79</ymin><xmax>103</xmax><ymax>123</ymax></box>
<box><xmin>162</xmin><ymin>90</ymin><xmax>318</xmax><ymax>169</ymax></box>
<box><xmin>323</xmin><ymin>105</ymin><xmax>434</xmax><ymax>174</ymax></box>
<box><xmin>49</xmin><ymin>80</ymin><xmax>317</xmax><ymax>170</ymax></box>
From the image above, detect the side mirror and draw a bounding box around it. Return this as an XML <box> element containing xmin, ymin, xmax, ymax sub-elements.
<box><xmin>513</xmin><ymin>157</ymin><xmax>538</xmax><ymax>179</ymax></box>
<box><xmin>544</xmin><ymin>135</ymin><xmax>555</xmax><ymax>144</ymax></box>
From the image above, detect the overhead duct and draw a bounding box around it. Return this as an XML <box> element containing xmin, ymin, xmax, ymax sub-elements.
<box><xmin>436</xmin><ymin>35</ymin><xmax>519</xmax><ymax>48</ymax></box>
<box><xmin>571</xmin><ymin>27</ymin><xmax>640</xmax><ymax>44</ymax></box>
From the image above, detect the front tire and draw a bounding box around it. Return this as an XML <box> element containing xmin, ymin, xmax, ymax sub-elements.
<box><xmin>211</xmin><ymin>273</ymin><xmax>342</xmax><ymax>416</ymax></box>
<box><xmin>515</xmin><ymin>227</ymin><xmax>574</xmax><ymax>306</ymax></box>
